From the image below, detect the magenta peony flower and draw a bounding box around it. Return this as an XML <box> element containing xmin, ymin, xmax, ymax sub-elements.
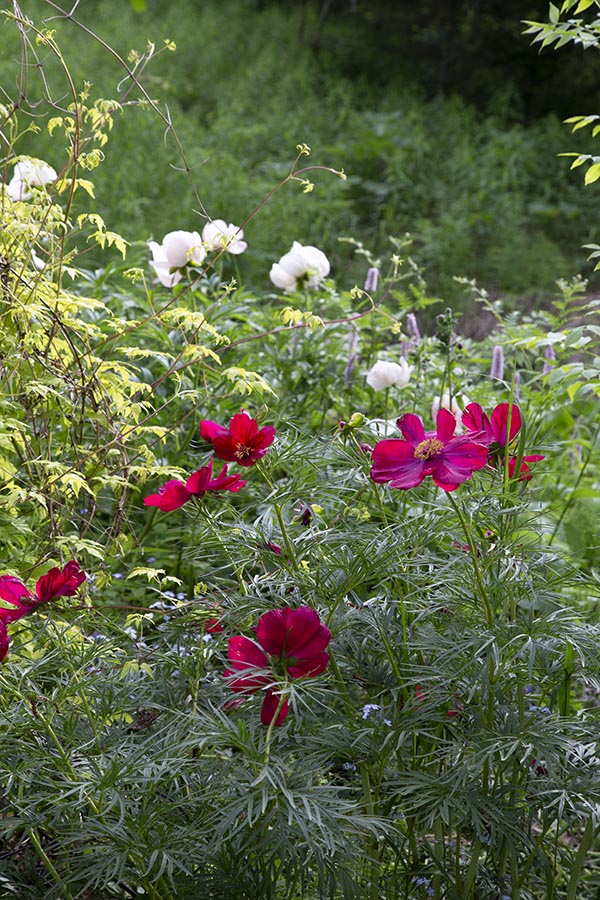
<box><xmin>200</xmin><ymin>411</ymin><xmax>275</xmax><ymax>467</ymax></box>
<box><xmin>224</xmin><ymin>606</ymin><xmax>331</xmax><ymax>726</ymax></box>
<box><xmin>370</xmin><ymin>409</ymin><xmax>489</xmax><ymax>492</ymax></box>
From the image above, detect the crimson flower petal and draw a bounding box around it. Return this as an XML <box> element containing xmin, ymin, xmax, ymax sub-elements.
<box><xmin>229</xmin><ymin>411</ymin><xmax>259</xmax><ymax>443</ymax></box>
<box><xmin>283</xmin><ymin>607</ymin><xmax>331</xmax><ymax>660</ymax></box>
<box><xmin>508</xmin><ymin>454</ymin><xmax>544</xmax><ymax>481</ymax></box>
<box><xmin>200</xmin><ymin>410</ymin><xmax>275</xmax><ymax>466</ymax></box>
<box><xmin>430</xmin><ymin>448</ymin><xmax>487</xmax><ymax>491</ymax></box>
<box><xmin>260</xmin><ymin>688</ymin><xmax>289</xmax><ymax>726</ymax></box>
<box><xmin>370</xmin><ymin>440</ymin><xmax>426</xmax><ymax>489</ymax></box>
<box><xmin>462</xmin><ymin>403</ymin><xmax>494</xmax><ymax>443</ymax></box>
<box><xmin>396</xmin><ymin>413</ymin><xmax>426</xmax><ymax>445</ymax></box>
<box><xmin>287</xmin><ymin>652</ymin><xmax>330</xmax><ymax>679</ymax></box>
<box><xmin>227</xmin><ymin>634</ymin><xmax>270</xmax><ymax>668</ymax></box>
<box><xmin>200</xmin><ymin>420</ymin><xmax>229</xmax><ymax>442</ymax></box>
<box><xmin>144</xmin><ymin>479</ymin><xmax>191</xmax><ymax>511</ymax></box>
<box><xmin>436</xmin><ymin>408</ymin><xmax>458</xmax><ymax>443</ymax></box>
<box><xmin>0</xmin><ymin>575</ymin><xmax>32</xmax><ymax>606</ymax></box>
<box><xmin>255</xmin><ymin>608</ymin><xmax>290</xmax><ymax>656</ymax></box>
<box><xmin>35</xmin><ymin>560</ymin><xmax>85</xmax><ymax>602</ymax></box>
<box><xmin>186</xmin><ymin>461</ymin><xmax>246</xmax><ymax>495</ymax></box>
<box><xmin>490</xmin><ymin>403</ymin><xmax>522</xmax><ymax>446</ymax></box>
<box><xmin>225</xmin><ymin>636</ymin><xmax>271</xmax><ymax>692</ymax></box>
<box><xmin>209</xmin><ymin>464</ymin><xmax>247</xmax><ymax>493</ymax></box>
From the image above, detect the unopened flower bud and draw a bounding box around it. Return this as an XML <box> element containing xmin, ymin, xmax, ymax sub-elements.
<box><xmin>348</xmin><ymin>412</ymin><xmax>365</xmax><ymax>428</ymax></box>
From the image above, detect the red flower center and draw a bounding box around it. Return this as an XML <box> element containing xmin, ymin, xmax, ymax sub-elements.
<box><xmin>414</xmin><ymin>438</ymin><xmax>444</xmax><ymax>460</ymax></box>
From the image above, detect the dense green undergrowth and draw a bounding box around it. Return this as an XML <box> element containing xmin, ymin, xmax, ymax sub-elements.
<box><xmin>1</xmin><ymin>0</ymin><xmax>597</xmax><ymax>303</ymax></box>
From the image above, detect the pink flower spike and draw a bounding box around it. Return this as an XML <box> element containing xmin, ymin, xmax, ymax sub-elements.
<box><xmin>200</xmin><ymin>411</ymin><xmax>275</xmax><ymax>467</ymax></box>
<box><xmin>144</xmin><ymin>479</ymin><xmax>191</xmax><ymax>512</ymax></box>
<box><xmin>370</xmin><ymin>408</ymin><xmax>488</xmax><ymax>492</ymax></box>
<box><xmin>186</xmin><ymin>459</ymin><xmax>246</xmax><ymax>496</ymax></box>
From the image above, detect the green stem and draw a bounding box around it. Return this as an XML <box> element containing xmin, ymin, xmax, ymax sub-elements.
<box><xmin>565</xmin><ymin>818</ymin><xmax>596</xmax><ymax>900</ymax></box>
<box><xmin>447</xmin><ymin>492</ymin><xmax>494</xmax><ymax>629</ymax></box>
<box><xmin>29</xmin><ymin>826</ymin><xmax>74</xmax><ymax>900</ymax></box>
<box><xmin>263</xmin><ymin>689</ymin><xmax>288</xmax><ymax>764</ymax></box>
<box><xmin>256</xmin><ymin>462</ymin><xmax>298</xmax><ymax>566</ymax></box>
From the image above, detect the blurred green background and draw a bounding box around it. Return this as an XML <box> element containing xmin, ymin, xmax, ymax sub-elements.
<box><xmin>1</xmin><ymin>0</ymin><xmax>599</xmax><ymax>301</ymax></box>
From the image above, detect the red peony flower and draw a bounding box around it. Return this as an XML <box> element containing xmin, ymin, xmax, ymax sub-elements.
<box><xmin>200</xmin><ymin>410</ymin><xmax>276</xmax><ymax>467</ymax></box>
<box><xmin>0</xmin><ymin>560</ymin><xmax>86</xmax><ymax>624</ymax></box>
<box><xmin>462</xmin><ymin>402</ymin><xmax>521</xmax><ymax>448</ymax></box>
<box><xmin>462</xmin><ymin>402</ymin><xmax>544</xmax><ymax>480</ymax></box>
<box><xmin>35</xmin><ymin>559</ymin><xmax>87</xmax><ymax>603</ymax></box>
<box><xmin>370</xmin><ymin>408</ymin><xmax>489</xmax><ymax>492</ymax></box>
<box><xmin>185</xmin><ymin>458</ymin><xmax>246</xmax><ymax>495</ymax></box>
<box><xmin>144</xmin><ymin>459</ymin><xmax>246</xmax><ymax>511</ymax></box>
<box><xmin>224</xmin><ymin>605</ymin><xmax>331</xmax><ymax>726</ymax></box>
<box><xmin>0</xmin><ymin>561</ymin><xmax>86</xmax><ymax>661</ymax></box>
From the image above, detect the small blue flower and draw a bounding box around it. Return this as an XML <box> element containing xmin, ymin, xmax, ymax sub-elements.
<box><xmin>362</xmin><ymin>703</ymin><xmax>381</xmax><ymax>719</ymax></box>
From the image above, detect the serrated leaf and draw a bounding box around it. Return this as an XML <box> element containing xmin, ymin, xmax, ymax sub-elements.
<box><xmin>126</xmin><ymin>567</ymin><xmax>166</xmax><ymax>582</ymax></box>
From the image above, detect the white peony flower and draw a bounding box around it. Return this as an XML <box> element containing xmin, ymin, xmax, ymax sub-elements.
<box><xmin>148</xmin><ymin>240</ymin><xmax>183</xmax><ymax>288</ymax></box>
<box><xmin>269</xmin><ymin>241</ymin><xmax>330</xmax><ymax>292</ymax></box>
<box><xmin>6</xmin><ymin>158</ymin><xmax>57</xmax><ymax>201</ymax></box>
<box><xmin>366</xmin><ymin>359</ymin><xmax>414</xmax><ymax>391</ymax></box>
<box><xmin>148</xmin><ymin>230</ymin><xmax>205</xmax><ymax>288</ymax></box>
<box><xmin>202</xmin><ymin>219</ymin><xmax>247</xmax><ymax>255</ymax></box>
